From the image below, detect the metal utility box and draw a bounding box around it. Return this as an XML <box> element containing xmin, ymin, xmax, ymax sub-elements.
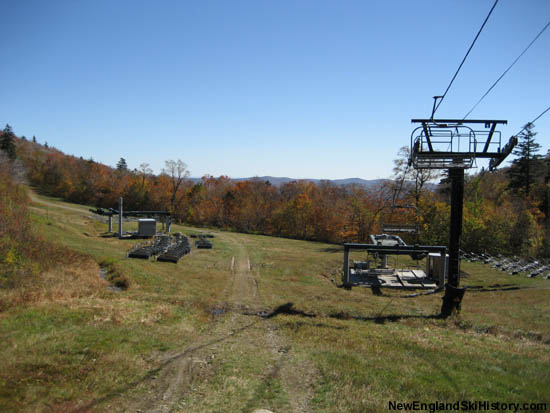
<box><xmin>138</xmin><ymin>219</ymin><xmax>156</xmax><ymax>237</ymax></box>
<box><xmin>426</xmin><ymin>253</ymin><xmax>449</xmax><ymax>285</ymax></box>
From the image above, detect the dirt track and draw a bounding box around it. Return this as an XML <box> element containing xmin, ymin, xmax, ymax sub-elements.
<box><xmin>28</xmin><ymin>190</ymin><xmax>89</xmax><ymax>214</ymax></box>
<box><xmin>25</xmin><ymin>190</ymin><xmax>315</xmax><ymax>411</ymax></box>
<box><xmin>98</xmin><ymin>233</ymin><xmax>315</xmax><ymax>413</ymax></box>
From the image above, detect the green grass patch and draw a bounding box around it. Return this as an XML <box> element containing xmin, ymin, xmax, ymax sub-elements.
<box><xmin>2</xmin><ymin>191</ymin><xmax>549</xmax><ymax>411</ymax></box>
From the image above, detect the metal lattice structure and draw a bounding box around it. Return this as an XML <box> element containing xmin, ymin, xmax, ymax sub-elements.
<box><xmin>410</xmin><ymin>119</ymin><xmax>515</xmax><ymax>170</ymax></box>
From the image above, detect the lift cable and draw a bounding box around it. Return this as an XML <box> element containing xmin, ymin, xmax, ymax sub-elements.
<box><xmin>528</xmin><ymin>104</ymin><xmax>550</xmax><ymax>125</ymax></box>
<box><xmin>463</xmin><ymin>20</ymin><xmax>550</xmax><ymax>119</ymax></box>
<box><xmin>432</xmin><ymin>0</ymin><xmax>499</xmax><ymax>117</ymax></box>
<box><xmin>515</xmin><ymin>104</ymin><xmax>550</xmax><ymax>137</ymax></box>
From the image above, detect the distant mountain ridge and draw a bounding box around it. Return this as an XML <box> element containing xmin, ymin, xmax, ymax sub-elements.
<box><xmin>189</xmin><ymin>176</ymin><xmax>389</xmax><ymax>188</ymax></box>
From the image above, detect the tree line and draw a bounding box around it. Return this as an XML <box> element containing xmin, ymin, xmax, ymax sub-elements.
<box><xmin>2</xmin><ymin>123</ymin><xmax>549</xmax><ymax>257</ymax></box>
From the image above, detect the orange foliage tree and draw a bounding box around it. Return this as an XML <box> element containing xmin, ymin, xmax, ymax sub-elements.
<box><xmin>7</xmin><ymin>130</ymin><xmax>549</xmax><ymax>257</ymax></box>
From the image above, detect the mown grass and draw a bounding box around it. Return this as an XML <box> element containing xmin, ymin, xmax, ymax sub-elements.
<box><xmin>1</xmin><ymin>194</ymin><xmax>236</xmax><ymax>411</ymax></box>
<box><xmin>239</xmin><ymin>234</ymin><xmax>550</xmax><ymax>411</ymax></box>
<box><xmin>1</xmin><ymin>192</ymin><xmax>550</xmax><ymax>412</ymax></box>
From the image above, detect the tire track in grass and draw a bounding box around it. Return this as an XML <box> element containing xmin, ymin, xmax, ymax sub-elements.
<box><xmin>224</xmin><ymin>234</ymin><xmax>317</xmax><ymax>413</ymax></box>
<box><xmin>91</xmin><ymin>232</ymin><xmax>317</xmax><ymax>412</ymax></box>
<box><xmin>148</xmin><ymin>234</ymin><xmax>252</xmax><ymax>413</ymax></box>
<box><xmin>92</xmin><ymin>233</ymin><xmax>244</xmax><ymax>412</ymax></box>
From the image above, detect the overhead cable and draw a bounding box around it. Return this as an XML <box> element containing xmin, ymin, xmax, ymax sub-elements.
<box><xmin>432</xmin><ymin>0</ymin><xmax>499</xmax><ymax>117</ymax></box>
<box><xmin>514</xmin><ymin>104</ymin><xmax>550</xmax><ymax>136</ymax></box>
<box><xmin>529</xmin><ymin>105</ymin><xmax>550</xmax><ymax>125</ymax></box>
<box><xmin>463</xmin><ymin>20</ymin><xmax>550</xmax><ymax>119</ymax></box>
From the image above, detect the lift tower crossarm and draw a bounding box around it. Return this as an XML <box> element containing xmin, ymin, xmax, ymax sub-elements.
<box><xmin>410</xmin><ymin>119</ymin><xmax>511</xmax><ymax>169</ymax></box>
<box><xmin>411</xmin><ymin>119</ymin><xmax>507</xmax><ymax>125</ymax></box>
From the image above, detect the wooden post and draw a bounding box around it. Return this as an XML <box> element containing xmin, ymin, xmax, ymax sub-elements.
<box><xmin>108</xmin><ymin>215</ymin><xmax>112</xmax><ymax>233</ymax></box>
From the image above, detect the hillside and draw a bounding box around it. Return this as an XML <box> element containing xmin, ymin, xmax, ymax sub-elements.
<box><xmin>1</xmin><ymin>192</ymin><xmax>549</xmax><ymax>412</ymax></box>
<box><xmin>190</xmin><ymin>176</ymin><xmax>390</xmax><ymax>189</ymax></box>
<box><xmin>190</xmin><ymin>176</ymin><xmax>438</xmax><ymax>191</ymax></box>
<box><xmin>6</xmin><ymin>134</ymin><xmax>548</xmax><ymax>257</ymax></box>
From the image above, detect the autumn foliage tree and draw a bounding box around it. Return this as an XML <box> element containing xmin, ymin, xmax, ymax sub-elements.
<box><xmin>5</xmin><ymin>125</ymin><xmax>549</xmax><ymax>258</ymax></box>
<box><xmin>163</xmin><ymin>159</ymin><xmax>190</xmax><ymax>218</ymax></box>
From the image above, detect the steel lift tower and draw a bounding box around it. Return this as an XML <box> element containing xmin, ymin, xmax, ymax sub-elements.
<box><xmin>409</xmin><ymin>116</ymin><xmax>516</xmax><ymax>316</ymax></box>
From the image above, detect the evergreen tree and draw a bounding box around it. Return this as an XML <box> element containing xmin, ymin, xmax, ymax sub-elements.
<box><xmin>0</xmin><ymin>124</ymin><xmax>17</xmax><ymax>159</ymax></box>
<box><xmin>116</xmin><ymin>157</ymin><xmax>128</xmax><ymax>171</ymax></box>
<box><xmin>507</xmin><ymin>123</ymin><xmax>542</xmax><ymax>195</ymax></box>
<box><xmin>32</xmin><ymin>135</ymin><xmax>37</xmax><ymax>143</ymax></box>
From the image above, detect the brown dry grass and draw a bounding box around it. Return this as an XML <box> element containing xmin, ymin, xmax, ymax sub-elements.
<box><xmin>0</xmin><ymin>251</ymin><xmax>104</xmax><ymax>312</ymax></box>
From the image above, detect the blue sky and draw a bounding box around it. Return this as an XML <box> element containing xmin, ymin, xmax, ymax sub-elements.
<box><xmin>1</xmin><ymin>0</ymin><xmax>549</xmax><ymax>179</ymax></box>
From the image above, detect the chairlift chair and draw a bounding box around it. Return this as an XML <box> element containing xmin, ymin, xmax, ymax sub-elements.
<box><xmin>381</xmin><ymin>204</ymin><xmax>419</xmax><ymax>245</ymax></box>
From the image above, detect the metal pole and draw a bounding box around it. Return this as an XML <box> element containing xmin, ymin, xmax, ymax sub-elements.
<box><xmin>448</xmin><ymin>168</ymin><xmax>464</xmax><ymax>287</ymax></box>
<box><xmin>118</xmin><ymin>197</ymin><xmax>123</xmax><ymax>238</ymax></box>
<box><xmin>343</xmin><ymin>245</ymin><xmax>350</xmax><ymax>287</ymax></box>
<box><xmin>441</xmin><ymin>168</ymin><xmax>466</xmax><ymax>317</ymax></box>
<box><xmin>381</xmin><ymin>254</ymin><xmax>388</xmax><ymax>269</ymax></box>
<box><xmin>439</xmin><ymin>247</ymin><xmax>447</xmax><ymax>288</ymax></box>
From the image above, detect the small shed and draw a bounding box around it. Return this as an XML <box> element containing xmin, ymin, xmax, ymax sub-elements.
<box><xmin>138</xmin><ymin>219</ymin><xmax>156</xmax><ymax>237</ymax></box>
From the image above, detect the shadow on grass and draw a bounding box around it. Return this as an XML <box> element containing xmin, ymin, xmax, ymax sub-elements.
<box><xmin>262</xmin><ymin>302</ymin><xmax>440</xmax><ymax>325</ymax></box>
<box><xmin>264</xmin><ymin>302</ymin><xmax>316</xmax><ymax>319</ymax></box>
<box><xmin>465</xmin><ymin>284</ymin><xmax>533</xmax><ymax>293</ymax></box>
<box><xmin>335</xmin><ymin>283</ymin><xmax>533</xmax><ymax>298</ymax></box>
<box><xmin>319</xmin><ymin>247</ymin><xmax>343</xmax><ymax>253</ymax></box>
